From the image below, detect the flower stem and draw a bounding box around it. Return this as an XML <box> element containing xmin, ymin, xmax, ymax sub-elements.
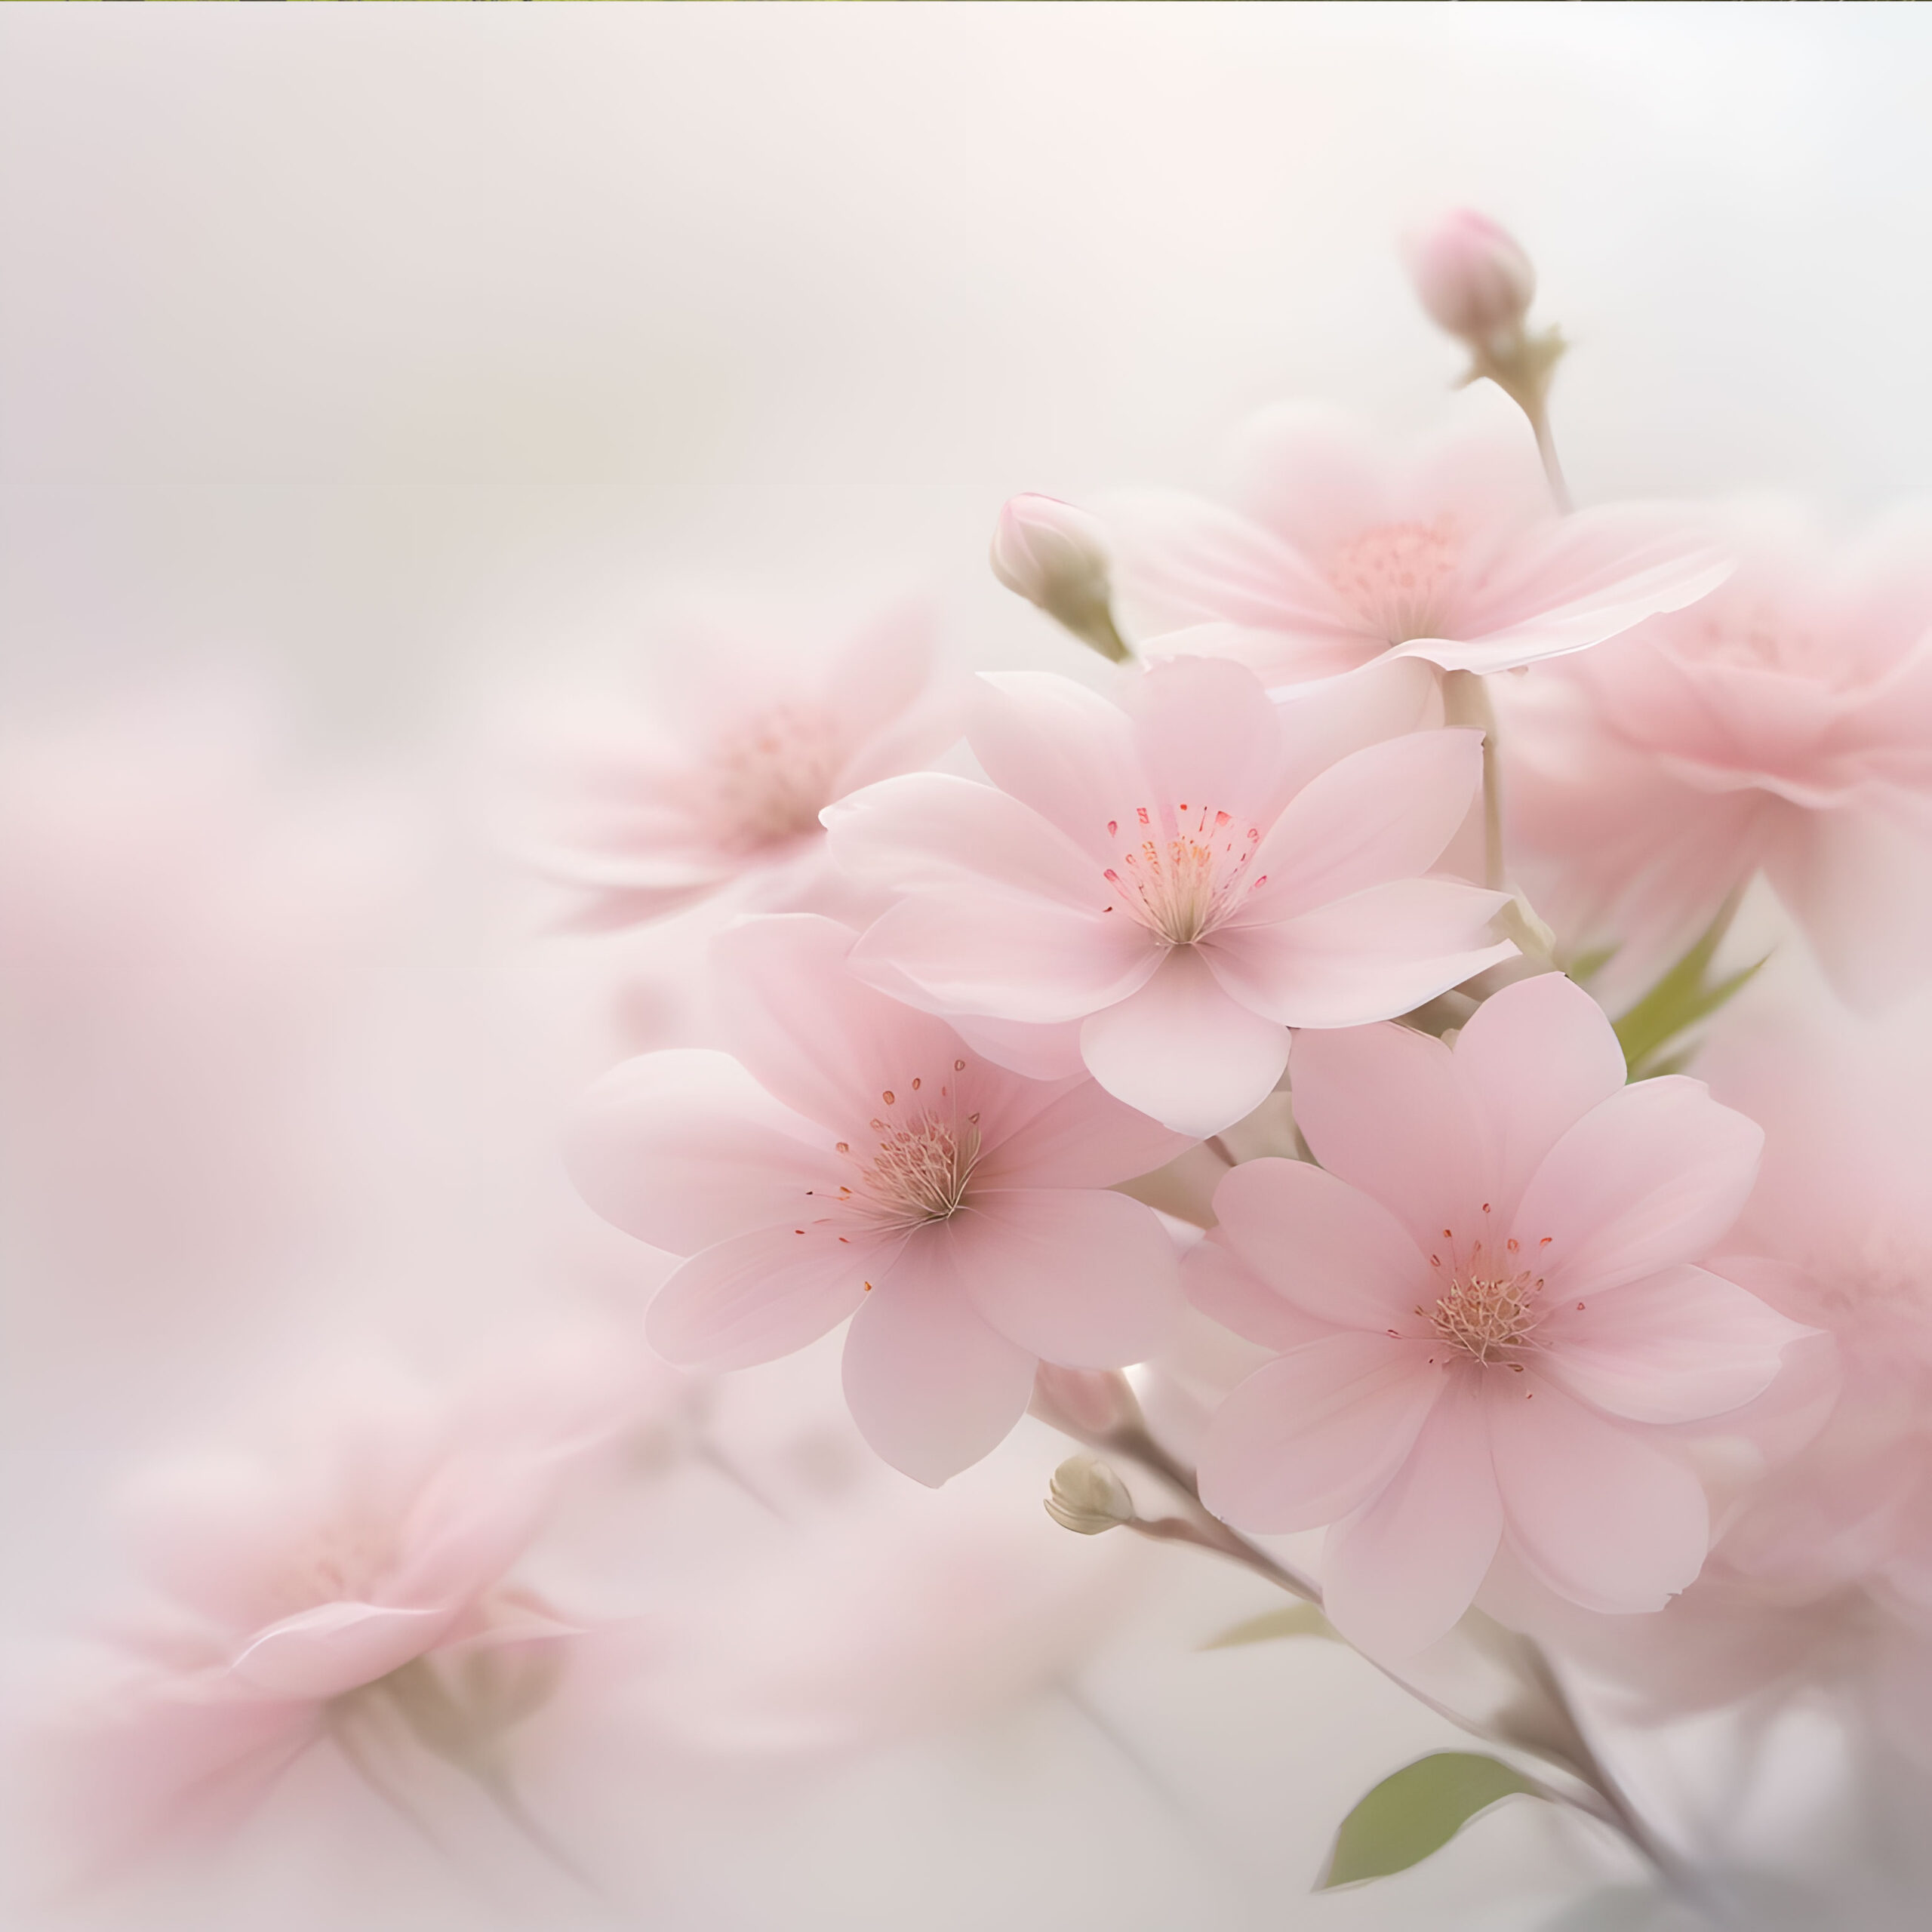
<box><xmin>1441</xmin><ymin>669</ymin><xmax>1506</xmax><ymax>895</ymax></box>
<box><xmin>1035</xmin><ymin>1371</ymin><xmax>1724</xmax><ymax>1918</ymax></box>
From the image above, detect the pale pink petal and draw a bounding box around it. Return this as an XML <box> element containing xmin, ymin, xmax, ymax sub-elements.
<box><xmin>1233</xmin><ymin>728</ymin><xmax>1483</xmax><ymax>925</ymax></box>
<box><xmin>565</xmin><ymin>1048</ymin><xmax>842</xmax><ymax>1254</ymax></box>
<box><xmin>1537</xmin><ymin>1263</ymin><xmax>1806</xmax><ymax>1425</ymax></box>
<box><xmin>1078</xmin><ymin>946</ymin><xmax>1290</xmax><ymax>1137</ymax></box>
<box><xmin>1289</xmin><ymin>1020</ymin><xmax>1487</xmax><ymax>1247</ymax></box>
<box><xmin>1514</xmin><ymin>1076</ymin><xmax>1764</xmax><ymax>1296</ymax></box>
<box><xmin>645</xmin><ymin>1225</ymin><xmax>881</xmax><ymax>1370</ymax></box>
<box><xmin>1232</xmin><ymin>401</ymin><xmax>1400</xmax><ymax>557</ymax></box>
<box><xmin>1764</xmin><ymin>791</ymin><xmax>1932</xmax><ymax>1010</ymax></box>
<box><xmin>967</xmin><ymin>672</ymin><xmax>1144</xmax><ymax>860</ymax></box>
<box><xmin>1451</xmin><ymin>974</ymin><xmax>1628</xmax><ymax>1226</ymax></box>
<box><xmin>948</xmin><ymin>1011</ymin><xmax>1091</xmax><ymax>1080</ymax></box>
<box><xmin>1488</xmin><ymin>1374</ymin><xmax>1709</xmax><ymax>1613</ymax></box>
<box><xmin>851</xmin><ymin>888</ymin><xmax>1159</xmax><ymax>1025</ymax></box>
<box><xmin>227</xmin><ymin>1601</ymin><xmax>449</xmax><ymax>1700</ymax></box>
<box><xmin>1183</xmin><ymin>1232</ymin><xmax>1340</xmax><ymax>1353</ymax></box>
<box><xmin>1271</xmin><ymin>655</ymin><xmax>1446</xmax><ymax>795</ymax></box>
<box><xmin>1117</xmin><ymin>655</ymin><xmax>1292</xmax><ymax>828</ymax></box>
<box><xmin>1321</xmin><ymin>1370</ymin><xmax>1503</xmax><ymax>1656</ymax></box>
<box><xmin>972</xmin><ymin>1076</ymin><xmax>1192</xmax><ymax>1189</ymax></box>
<box><xmin>1204</xmin><ymin>878</ymin><xmax>1512</xmax><ymax>1027</ymax></box>
<box><xmin>952</xmin><ymin>1188</ymin><xmax>1180</xmax><ymax>1366</ymax></box>
<box><xmin>1195</xmin><ymin>1333</ymin><xmax>1445</xmax><ymax>1534</ymax></box>
<box><xmin>823</xmin><ymin>771</ymin><xmax>1100</xmax><ymax>908</ymax></box>
<box><xmin>714</xmin><ymin>913</ymin><xmax>971</xmax><ymax>1124</ymax></box>
<box><xmin>840</xmin><ymin>1260</ymin><xmax>1037</xmax><ymax>1485</ymax></box>
<box><xmin>1209</xmin><ymin>1156</ymin><xmax>1426</xmax><ymax>1332</ymax></box>
<box><xmin>1406</xmin><ymin>504</ymin><xmax>1734</xmax><ymax>673</ymax></box>
<box><xmin>1105</xmin><ymin>488</ymin><xmax>1372</xmax><ymax>678</ymax></box>
<box><xmin>389</xmin><ymin>1457</ymin><xmax>558</xmax><ymax>1608</ymax></box>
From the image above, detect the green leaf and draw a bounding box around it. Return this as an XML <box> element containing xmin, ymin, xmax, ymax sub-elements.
<box><xmin>1317</xmin><ymin>1751</ymin><xmax>1541</xmax><ymax>1889</ymax></box>
<box><xmin>1611</xmin><ymin>892</ymin><xmax>1769</xmax><ymax>1080</ymax></box>
<box><xmin>1200</xmin><ymin>1602</ymin><xmax>1335</xmax><ymax>1649</ymax></box>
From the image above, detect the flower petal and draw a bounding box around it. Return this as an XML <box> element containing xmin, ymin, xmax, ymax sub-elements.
<box><xmin>1538</xmin><ymin>1263</ymin><xmax>1807</xmax><ymax>1425</ymax></box>
<box><xmin>228</xmin><ymin>1602</ymin><xmax>448</xmax><ymax>1700</ymax></box>
<box><xmin>1321</xmin><ymin>1368</ymin><xmax>1503</xmax><ymax>1657</ymax></box>
<box><xmin>1183</xmin><ymin>1232</ymin><xmax>1339</xmax><ymax>1353</ymax></box>
<box><xmin>1487</xmin><ymin>1374</ymin><xmax>1709</xmax><ymax>1613</ymax></box>
<box><xmin>1104</xmin><ymin>487</ymin><xmax>1374</xmax><ymax>681</ymax></box>
<box><xmin>714</xmin><ymin>913</ymin><xmax>971</xmax><ymax>1125</ymax></box>
<box><xmin>967</xmin><ymin>672</ymin><xmax>1144</xmax><ymax>860</ymax></box>
<box><xmin>1078</xmin><ymin>947</ymin><xmax>1290</xmax><ymax>1137</ymax></box>
<box><xmin>565</xmin><ymin>1048</ymin><xmax>841</xmax><ymax>1254</ymax></box>
<box><xmin>1404</xmin><ymin>504</ymin><xmax>1734</xmax><ymax>673</ymax></box>
<box><xmin>953</xmin><ymin>1188</ymin><xmax>1180</xmax><ymax>1366</ymax></box>
<box><xmin>1117</xmin><ymin>655</ymin><xmax>1292</xmax><ymax>829</ymax></box>
<box><xmin>1451</xmin><ymin>974</ymin><xmax>1628</xmax><ymax>1227</ymax></box>
<box><xmin>1514</xmin><ymin>1076</ymin><xmax>1764</xmax><ymax>1297</ymax></box>
<box><xmin>1234</xmin><ymin>728</ymin><xmax>1484</xmax><ymax>926</ymax></box>
<box><xmin>840</xmin><ymin>1257</ymin><xmax>1037</xmax><ymax>1485</ymax></box>
<box><xmin>971</xmin><ymin>1077</ymin><xmax>1193</xmax><ymax>1190</ymax></box>
<box><xmin>1204</xmin><ymin>878</ymin><xmax>1512</xmax><ymax>1026</ymax></box>
<box><xmin>851</xmin><ymin>888</ymin><xmax>1158</xmax><ymax>1025</ymax></box>
<box><xmin>1209</xmin><ymin>1155</ymin><xmax>1426</xmax><ymax>1332</ymax></box>
<box><xmin>823</xmin><ymin>771</ymin><xmax>1100</xmax><ymax>908</ymax></box>
<box><xmin>645</xmin><ymin>1226</ymin><xmax>881</xmax><ymax>1370</ymax></box>
<box><xmin>1289</xmin><ymin>1021</ymin><xmax>1487</xmax><ymax>1248</ymax></box>
<box><xmin>1196</xmin><ymin>1332</ymin><xmax>1445</xmax><ymax>1534</ymax></box>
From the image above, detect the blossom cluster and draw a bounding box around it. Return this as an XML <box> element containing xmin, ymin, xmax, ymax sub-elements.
<box><xmin>22</xmin><ymin>206</ymin><xmax>1932</xmax><ymax>1925</ymax></box>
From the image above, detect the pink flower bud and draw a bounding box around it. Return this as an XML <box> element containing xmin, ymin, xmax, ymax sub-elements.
<box><xmin>1403</xmin><ymin>209</ymin><xmax>1537</xmax><ymax>345</ymax></box>
<box><xmin>989</xmin><ymin>494</ymin><xmax>1127</xmax><ymax>660</ymax></box>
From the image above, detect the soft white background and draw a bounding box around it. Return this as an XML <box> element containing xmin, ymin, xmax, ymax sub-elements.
<box><xmin>3</xmin><ymin>6</ymin><xmax>1929</xmax><ymax>1930</ymax></box>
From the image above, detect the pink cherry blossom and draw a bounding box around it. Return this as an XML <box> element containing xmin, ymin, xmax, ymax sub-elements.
<box><xmin>514</xmin><ymin>606</ymin><xmax>952</xmax><ymax>931</ymax></box>
<box><xmin>1189</xmin><ymin>973</ymin><xmax>1805</xmax><ymax>1657</ymax></box>
<box><xmin>824</xmin><ymin>653</ymin><xmax>1512</xmax><ymax>1136</ymax></box>
<box><xmin>565</xmin><ymin>914</ymin><xmax>1190</xmax><ymax>1484</ymax></box>
<box><xmin>39</xmin><ymin>1365</ymin><xmax>611</xmax><ymax>1878</ymax></box>
<box><xmin>1503</xmin><ymin>506</ymin><xmax>1932</xmax><ymax>1007</ymax></box>
<box><xmin>1098</xmin><ymin>402</ymin><xmax>1731</xmax><ymax>684</ymax></box>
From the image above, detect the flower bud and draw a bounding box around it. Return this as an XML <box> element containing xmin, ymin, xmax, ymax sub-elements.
<box><xmin>989</xmin><ymin>494</ymin><xmax>1129</xmax><ymax>663</ymax></box>
<box><xmin>1403</xmin><ymin>209</ymin><xmax>1536</xmax><ymax>346</ymax></box>
<box><xmin>1044</xmin><ymin>1454</ymin><xmax>1136</xmax><ymax>1535</ymax></box>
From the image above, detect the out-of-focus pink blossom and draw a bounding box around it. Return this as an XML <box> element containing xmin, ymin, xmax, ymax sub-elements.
<box><xmin>515</xmin><ymin>608</ymin><xmax>952</xmax><ymax>931</ymax></box>
<box><xmin>39</xmin><ymin>1364</ymin><xmax>616</xmax><ymax>1878</ymax></box>
<box><xmin>1189</xmin><ymin>974</ymin><xmax>1804</xmax><ymax>1656</ymax></box>
<box><xmin>1403</xmin><ymin>209</ymin><xmax>1537</xmax><ymax>346</ymax></box>
<box><xmin>1694</xmin><ymin>995</ymin><xmax>1932</xmax><ymax>1606</ymax></box>
<box><xmin>565</xmin><ymin>914</ymin><xmax>1189</xmax><ymax>1484</ymax></box>
<box><xmin>825</xmin><ymin>654</ymin><xmax>1511</xmax><ymax>1136</ymax></box>
<box><xmin>1503</xmin><ymin>508</ymin><xmax>1932</xmax><ymax>1007</ymax></box>
<box><xmin>1098</xmin><ymin>403</ymin><xmax>1730</xmax><ymax>684</ymax></box>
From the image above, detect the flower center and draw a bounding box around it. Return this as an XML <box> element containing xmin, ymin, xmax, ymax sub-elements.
<box><xmin>1420</xmin><ymin>1225</ymin><xmax>1549</xmax><ymax>1368</ymax></box>
<box><xmin>706</xmin><ymin>703</ymin><xmax>843</xmax><ymax>852</ymax></box>
<box><xmin>1101</xmin><ymin>803</ymin><xmax>1264</xmax><ymax>946</ymax></box>
<box><xmin>1329</xmin><ymin>519</ymin><xmax>1463</xmax><ymax>645</ymax></box>
<box><xmin>833</xmin><ymin>1066</ymin><xmax>983</xmax><ymax>1231</ymax></box>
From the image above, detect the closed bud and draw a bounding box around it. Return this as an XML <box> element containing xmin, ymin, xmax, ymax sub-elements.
<box><xmin>989</xmin><ymin>494</ymin><xmax>1130</xmax><ymax>663</ymax></box>
<box><xmin>1403</xmin><ymin>209</ymin><xmax>1537</xmax><ymax>347</ymax></box>
<box><xmin>1044</xmin><ymin>1454</ymin><xmax>1136</xmax><ymax>1535</ymax></box>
